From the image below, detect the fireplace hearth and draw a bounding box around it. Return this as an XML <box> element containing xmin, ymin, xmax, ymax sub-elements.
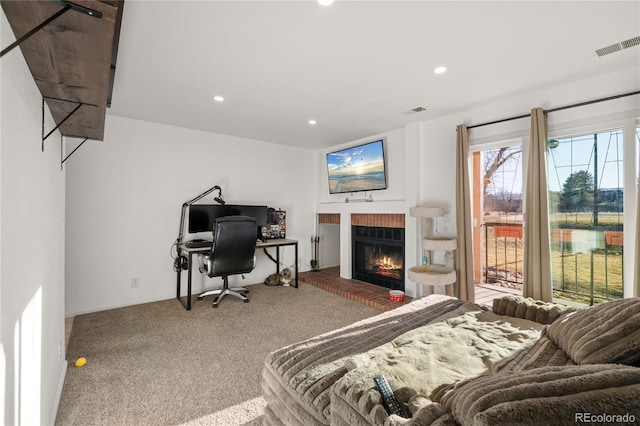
<box><xmin>352</xmin><ymin>225</ymin><xmax>405</xmax><ymax>290</ymax></box>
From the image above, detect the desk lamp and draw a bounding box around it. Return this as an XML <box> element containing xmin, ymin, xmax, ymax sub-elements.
<box><xmin>173</xmin><ymin>185</ymin><xmax>225</xmax><ymax>272</ymax></box>
<box><xmin>176</xmin><ymin>185</ymin><xmax>225</xmax><ymax>244</ymax></box>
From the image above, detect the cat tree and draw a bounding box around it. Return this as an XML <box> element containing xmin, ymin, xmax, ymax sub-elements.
<box><xmin>408</xmin><ymin>205</ymin><xmax>457</xmax><ymax>297</ymax></box>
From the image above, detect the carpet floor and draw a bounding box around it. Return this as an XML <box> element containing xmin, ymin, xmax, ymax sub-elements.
<box><xmin>56</xmin><ymin>283</ymin><xmax>380</xmax><ymax>425</ymax></box>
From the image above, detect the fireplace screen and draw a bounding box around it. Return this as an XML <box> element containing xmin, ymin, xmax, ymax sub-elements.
<box><xmin>352</xmin><ymin>226</ymin><xmax>405</xmax><ymax>290</ymax></box>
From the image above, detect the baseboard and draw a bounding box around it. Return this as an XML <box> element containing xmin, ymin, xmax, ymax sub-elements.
<box><xmin>48</xmin><ymin>359</ymin><xmax>68</xmax><ymax>426</ymax></box>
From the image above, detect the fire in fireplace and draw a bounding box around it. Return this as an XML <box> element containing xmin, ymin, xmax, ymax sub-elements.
<box><xmin>365</xmin><ymin>250</ymin><xmax>403</xmax><ymax>280</ymax></box>
<box><xmin>352</xmin><ymin>226</ymin><xmax>405</xmax><ymax>290</ymax></box>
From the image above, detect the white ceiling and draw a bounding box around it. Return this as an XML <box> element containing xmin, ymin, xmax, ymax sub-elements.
<box><xmin>107</xmin><ymin>1</ymin><xmax>640</xmax><ymax>149</ymax></box>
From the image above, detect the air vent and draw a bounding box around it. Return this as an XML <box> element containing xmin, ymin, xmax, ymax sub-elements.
<box><xmin>404</xmin><ymin>106</ymin><xmax>427</xmax><ymax>115</ymax></box>
<box><xmin>621</xmin><ymin>36</ymin><xmax>640</xmax><ymax>49</ymax></box>
<box><xmin>596</xmin><ymin>43</ymin><xmax>622</xmax><ymax>57</ymax></box>
<box><xmin>596</xmin><ymin>35</ymin><xmax>640</xmax><ymax>57</ymax></box>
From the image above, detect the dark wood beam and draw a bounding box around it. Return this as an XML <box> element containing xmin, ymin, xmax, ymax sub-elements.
<box><xmin>1</xmin><ymin>0</ymin><xmax>125</xmax><ymax>141</ymax></box>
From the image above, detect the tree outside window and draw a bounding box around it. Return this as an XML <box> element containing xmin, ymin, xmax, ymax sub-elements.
<box><xmin>560</xmin><ymin>170</ymin><xmax>594</xmax><ymax>212</ymax></box>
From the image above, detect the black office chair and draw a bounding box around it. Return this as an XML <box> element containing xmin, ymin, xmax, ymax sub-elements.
<box><xmin>197</xmin><ymin>216</ymin><xmax>257</xmax><ymax>308</ymax></box>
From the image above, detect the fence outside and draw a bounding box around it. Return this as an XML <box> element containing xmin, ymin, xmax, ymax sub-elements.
<box><xmin>483</xmin><ymin>222</ymin><xmax>523</xmax><ymax>288</ymax></box>
<box><xmin>481</xmin><ymin>222</ymin><xmax>623</xmax><ymax>304</ymax></box>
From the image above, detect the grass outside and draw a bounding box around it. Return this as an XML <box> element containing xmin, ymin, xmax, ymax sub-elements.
<box><xmin>551</xmin><ymin>250</ymin><xmax>623</xmax><ymax>302</ymax></box>
<box><xmin>549</xmin><ymin>211</ymin><xmax>624</xmax><ymax>228</ymax></box>
<box><xmin>482</xmin><ymin>214</ymin><xmax>624</xmax><ymax>305</ymax></box>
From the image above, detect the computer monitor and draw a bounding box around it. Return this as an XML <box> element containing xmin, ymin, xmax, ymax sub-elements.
<box><xmin>188</xmin><ymin>204</ymin><xmax>268</xmax><ymax>233</ymax></box>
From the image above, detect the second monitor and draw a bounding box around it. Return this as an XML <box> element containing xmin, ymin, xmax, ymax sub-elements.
<box><xmin>188</xmin><ymin>204</ymin><xmax>269</xmax><ymax>234</ymax></box>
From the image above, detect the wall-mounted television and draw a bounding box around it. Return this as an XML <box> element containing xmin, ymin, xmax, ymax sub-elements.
<box><xmin>326</xmin><ymin>139</ymin><xmax>387</xmax><ymax>194</ymax></box>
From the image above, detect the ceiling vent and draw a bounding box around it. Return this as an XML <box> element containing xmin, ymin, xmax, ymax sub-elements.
<box><xmin>596</xmin><ymin>35</ymin><xmax>640</xmax><ymax>57</ymax></box>
<box><xmin>404</xmin><ymin>106</ymin><xmax>427</xmax><ymax>115</ymax></box>
<box><xmin>621</xmin><ymin>36</ymin><xmax>640</xmax><ymax>49</ymax></box>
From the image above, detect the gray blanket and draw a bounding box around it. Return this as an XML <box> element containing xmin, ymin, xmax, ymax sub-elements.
<box><xmin>438</xmin><ymin>364</ymin><xmax>640</xmax><ymax>426</ymax></box>
<box><xmin>261</xmin><ymin>295</ymin><xmax>544</xmax><ymax>426</ymax></box>
<box><xmin>261</xmin><ymin>295</ymin><xmax>466</xmax><ymax>425</ymax></box>
<box><xmin>494</xmin><ymin>297</ymin><xmax>640</xmax><ymax>372</ymax></box>
<box><xmin>329</xmin><ymin>303</ymin><xmax>544</xmax><ymax>425</ymax></box>
<box><xmin>262</xmin><ymin>295</ymin><xmax>640</xmax><ymax>426</ymax></box>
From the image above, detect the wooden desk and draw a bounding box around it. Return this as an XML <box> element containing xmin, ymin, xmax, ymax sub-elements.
<box><xmin>176</xmin><ymin>238</ymin><xmax>298</xmax><ymax>310</ymax></box>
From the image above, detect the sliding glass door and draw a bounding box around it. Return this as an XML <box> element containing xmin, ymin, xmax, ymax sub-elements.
<box><xmin>471</xmin><ymin>141</ymin><xmax>524</xmax><ymax>294</ymax></box>
<box><xmin>546</xmin><ymin>129</ymin><xmax>624</xmax><ymax>305</ymax></box>
<box><xmin>466</xmin><ymin>114</ymin><xmax>638</xmax><ymax>304</ymax></box>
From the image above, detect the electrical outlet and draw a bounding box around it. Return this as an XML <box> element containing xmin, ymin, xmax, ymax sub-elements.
<box><xmin>131</xmin><ymin>277</ymin><xmax>140</xmax><ymax>288</ymax></box>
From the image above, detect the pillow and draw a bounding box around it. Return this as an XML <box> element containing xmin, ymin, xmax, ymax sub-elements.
<box><xmin>492</xmin><ymin>295</ymin><xmax>573</xmax><ymax>324</ymax></box>
<box><xmin>438</xmin><ymin>364</ymin><xmax>640</xmax><ymax>426</ymax></box>
<box><xmin>546</xmin><ymin>297</ymin><xmax>640</xmax><ymax>365</ymax></box>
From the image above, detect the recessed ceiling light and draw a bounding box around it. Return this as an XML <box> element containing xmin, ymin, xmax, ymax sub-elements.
<box><xmin>318</xmin><ymin>0</ymin><xmax>335</xmax><ymax>6</ymax></box>
<box><xmin>214</xmin><ymin>95</ymin><xmax>224</xmax><ymax>102</ymax></box>
<box><xmin>433</xmin><ymin>66</ymin><xmax>447</xmax><ymax>74</ymax></box>
<box><xmin>309</xmin><ymin>120</ymin><xmax>317</xmax><ymax>125</ymax></box>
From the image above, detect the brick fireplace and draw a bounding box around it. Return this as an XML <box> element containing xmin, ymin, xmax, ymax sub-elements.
<box><xmin>317</xmin><ymin>211</ymin><xmax>411</xmax><ymax>291</ymax></box>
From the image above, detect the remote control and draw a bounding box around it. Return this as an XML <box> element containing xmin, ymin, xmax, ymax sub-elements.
<box><xmin>373</xmin><ymin>374</ymin><xmax>405</xmax><ymax>417</ymax></box>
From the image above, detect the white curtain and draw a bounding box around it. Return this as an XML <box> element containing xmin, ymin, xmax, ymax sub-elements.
<box><xmin>455</xmin><ymin>124</ymin><xmax>475</xmax><ymax>302</ymax></box>
<box><xmin>522</xmin><ymin>108</ymin><xmax>553</xmax><ymax>302</ymax></box>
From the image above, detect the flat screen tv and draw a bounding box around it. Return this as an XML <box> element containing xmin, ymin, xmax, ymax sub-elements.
<box><xmin>326</xmin><ymin>139</ymin><xmax>387</xmax><ymax>194</ymax></box>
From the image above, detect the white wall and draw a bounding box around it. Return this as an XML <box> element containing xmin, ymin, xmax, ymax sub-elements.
<box><xmin>317</xmin><ymin>223</ymin><xmax>340</xmax><ymax>268</ymax></box>
<box><xmin>1</xmin><ymin>10</ymin><xmax>67</xmax><ymax>425</ymax></box>
<box><xmin>65</xmin><ymin>115</ymin><xmax>316</xmax><ymax>315</ymax></box>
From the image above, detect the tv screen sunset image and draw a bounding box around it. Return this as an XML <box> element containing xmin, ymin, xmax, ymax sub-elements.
<box><xmin>327</xmin><ymin>140</ymin><xmax>386</xmax><ymax>194</ymax></box>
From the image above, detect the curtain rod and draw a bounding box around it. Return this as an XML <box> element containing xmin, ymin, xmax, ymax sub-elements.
<box><xmin>467</xmin><ymin>90</ymin><xmax>640</xmax><ymax>130</ymax></box>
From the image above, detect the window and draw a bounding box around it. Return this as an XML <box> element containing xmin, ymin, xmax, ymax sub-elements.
<box><xmin>547</xmin><ymin>130</ymin><xmax>624</xmax><ymax>304</ymax></box>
